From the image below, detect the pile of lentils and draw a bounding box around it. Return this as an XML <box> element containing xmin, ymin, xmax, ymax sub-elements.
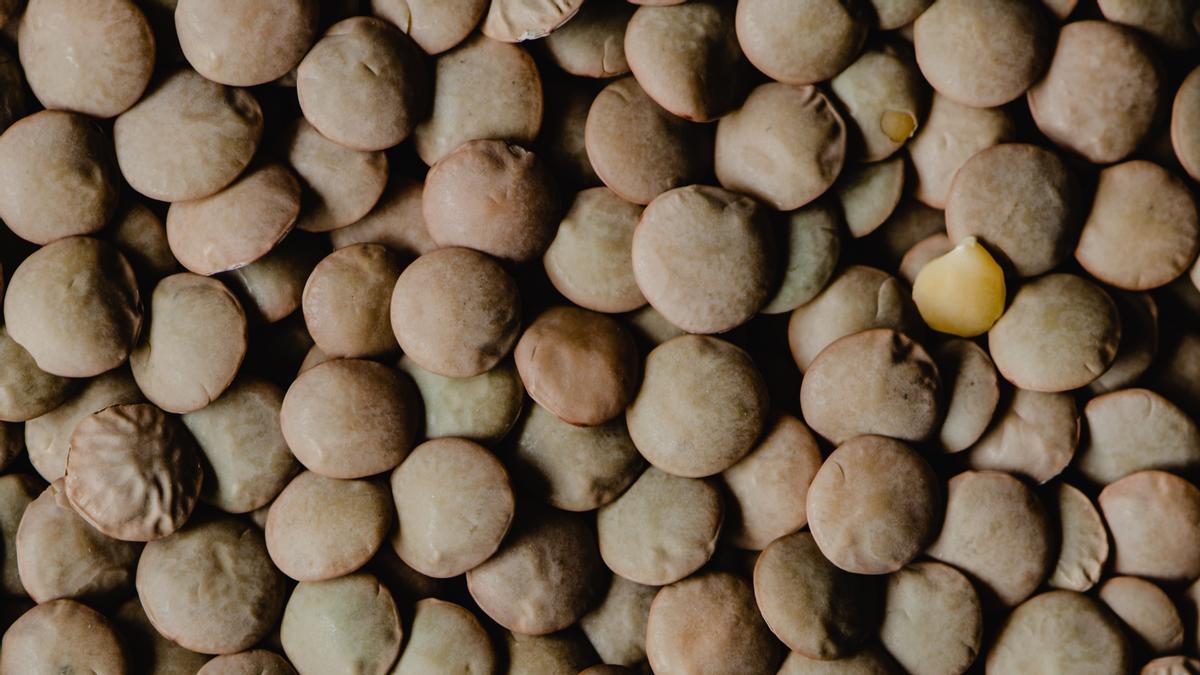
<box><xmin>2</xmin><ymin>0</ymin><xmax>1200</xmax><ymax>674</ymax></box>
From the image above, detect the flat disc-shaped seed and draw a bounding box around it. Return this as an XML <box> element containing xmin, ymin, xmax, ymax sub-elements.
<box><xmin>515</xmin><ymin>307</ymin><xmax>639</xmax><ymax>426</ymax></box>
<box><xmin>329</xmin><ymin>178</ymin><xmax>437</xmax><ymax>258</ymax></box>
<box><xmin>220</xmin><ymin>231</ymin><xmax>323</xmax><ymax>324</ymax></box>
<box><xmin>544</xmin><ymin>187</ymin><xmax>646</xmax><ymax>313</ymax></box>
<box><xmin>647</xmin><ymin>572</ymin><xmax>783</xmax><ymax>674</ymax></box>
<box><xmin>1047</xmin><ymin>483</ymin><xmax>1109</xmax><ymax>592</ymax></box>
<box><xmin>800</xmin><ymin>329</ymin><xmax>941</xmax><ymax>445</ymax></box>
<box><xmin>130</xmin><ymin>273</ymin><xmax>248</xmax><ymax>414</ymax></box>
<box><xmin>109</xmin><ymin>201</ymin><xmax>176</xmax><ymax>281</ymax></box>
<box><xmin>362</xmin><ymin>555</ymin><xmax>446</xmax><ymax>611</ymax></box>
<box><xmin>413</xmin><ymin>34</ymin><xmax>542</xmax><ymax>166</ymax></box>
<box><xmin>280</xmin><ymin>359</ymin><xmax>418</xmax><ymax>479</ymax></box>
<box><xmin>65</xmin><ymin>403</ymin><xmax>203</xmax><ymax>542</ymax></box>
<box><xmin>1043</xmin><ymin>0</ymin><xmax>1079</xmax><ymax>19</ymax></box>
<box><xmin>423</xmin><ymin>139</ymin><xmax>559</xmax><ymax>264</ymax></box>
<box><xmin>182</xmin><ymin>377</ymin><xmax>296</xmax><ymax>514</ymax></box>
<box><xmin>113</xmin><ymin>598</ymin><xmax>212</xmax><ymax>675</ymax></box>
<box><xmin>778</xmin><ymin>647</ymin><xmax>901</xmax><ymax>675</ymax></box>
<box><xmin>584</xmin><ymin>77</ymin><xmax>713</xmax><ymax>206</ymax></box>
<box><xmin>370</xmin><ymin>0</ymin><xmax>487</xmax><ymax>54</ymax></box>
<box><xmin>504</xmin><ymin>630</ymin><xmax>596</xmax><ymax>674</ymax></box>
<box><xmin>297</xmin><ymin>17</ymin><xmax>426</xmax><ymax>152</ymax></box>
<box><xmin>625</xmin><ymin>305</ymin><xmax>686</xmax><ymax>347</ymax></box>
<box><xmin>392</xmin><ymin>599</ymin><xmax>495</xmax><ymax>675</ymax></box>
<box><xmin>324</xmin><ymin>558</ymin><xmax>431</xmax><ymax>615</ymax></box>
<box><xmin>1027</xmin><ymin>20</ymin><xmax>1161</xmax><ymax>164</ymax></box>
<box><xmin>390</xmin><ymin>247</ymin><xmax>521</xmax><ymax>378</ymax></box>
<box><xmin>626</xmin><ymin>335</ymin><xmax>769</xmax><ymax>478</ymax></box>
<box><xmin>966</xmin><ymin>389</ymin><xmax>1078</xmax><ymax>483</ymax></box>
<box><xmin>752</xmin><ymin>531</ymin><xmax>875</xmax><ymax>659</ymax></box>
<box><xmin>0</xmin><ymin>110</ymin><xmax>119</xmax><ymax>244</ymax></box>
<box><xmin>761</xmin><ymin>199</ymin><xmax>842</xmax><ymax>315</ymax></box>
<box><xmin>927</xmin><ymin>471</ymin><xmax>1051</xmax><ymax>608</ymax></box>
<box><xmin>1098</xmin><ymin>0</ymin><xmax>1200</xmax><ymax>51</ymax></box>
<box><xmin>1099</xmin><ymin>576</ymin><xmax>1185</xmax><ymax>655</ymax></box>
<box><xmin>988</xmin><ymin>273</ymin><xmax>1121</xmax><ymax>392</ymax></box>
<box><xmin>1100</xmin><ymin>470</ymin><xmax>1200</xmax><ymax>584</ymax></box>
<box><xmin>510</xmin><ymin>402</ymin><xmax>644</xmax><ymax>512</ymax></box>
<box><xmin>806</xmin><ymin>435</ymin><xmax>940</xmax><ymax>574</ymax></box>
<box><xmin>870</xmin><ymin>0</ymin><xmax>933</xmax><ymax>29</ymax></box>
<box><xmin>914</xmin><ymin>0</ymin><xmax>1052</xmax><ymax>107</ymax></box>
<box><xmin>466</xmin><ymin>507</ymin><xmax>605</xmax><ymax>635</ymax></box>
<box><xmin>19</xmin><ymin>0</ymin><xmax>155</xmax><ymax>118</ymax></box>
<box><xmin>283</xmin><ymin>117</ymin><xmax>387</xmax><ymax>234</ymax></box>
<box><xmin>390</xmin><ymin>438</ymin><xmax>515</xmax><ymax>578</ymax></box>
<box><xmin>266</xmin><ymin>471</ymin><xmax>392</xmax><ymax>581</ymax></box>
<box><xmin>912</xmin><ymin>236</ymin><xmax>1007</xmax><ymax>338</ymax></box>
<box><xmin>0</xmin><ymin>600</ymin><xmax>127</xmax><ymax>675</ymax></box>
<box><xmin>0</xmin><ymin>474</ymin><xmax>38</xmax><ymax>596</ymax></box>
<box><xmin>787</xmin><ymin>265</ymin><xmax>920</xmax><ymax>371</ymax></box>
<box><xmin>624</xmin><ymin>1</ymin><xmax>745</xmax><ymax>121</ymax></box>
<box><xmin>715</xmin><ymin>83</ymin><xmax>846</xmax><ymax>211</ymax></box>
<box><xmin>597</xmin><ymin>467</ymin><xmax>723</xmax><ymax>586</ymax></box>
<box><xmin>899</xmin><ymin>234</ymin><xmax>953</xmax><ymax>285</ymax></box>
<box><xmin>114</xmin><ymin>69</ymin><xmax>263</xmax><ymax>202</ymax></box>
<box><xmin>945</xmin><ymin>143</ymin><xmax>1081</xmax><ymax>277</ymax></box>
<box><xmin>483</xmin><ymin>0</ymin><xmax>585</xmax><ymax>42</ymax></box>
<box><xmin>1078</xmin><ymin>388</ymin><xmax>1200</xmax><ymax>487</ymax></box>
<box><xmin>580</xmin><ymin>575</ymin><xmax>658</xmax><ymax>666</ymax></box>
<box><xmin>302</xmin><ymin>244</ymin><xmax>403</xmax><ymax>358</ymax></box>
<box><xmin>166</xmin><ymin>162</ymin><xmax>300</xmax><ymax>276</ymax></box>
<box><xmin>281</xmin><ymin>573</ymin><xmax>402</xmax><ymax>675</ymax></box>
<box><xmin>1076</xmin><ymin>160</ymin><xmax>1200</xmax><ymax>291</ymax></box>
<box><xmin>934</xmin><ymin>339</ymin><xmax>1000</xmax><ymax>453</ymax></box>
<box><xmin>1089</xmin><ymin>291</ymin><xmax>1158</xmax><ymax>394</ymax></box>
<box><xmin>908</xmin><ymin>93</ymin><xmax>1015</xmax><ymax>209</ymax></box>
<box><xmin>176</xmin><ymin>0</ymin><xmax>317</xmax><ymax>86</ymax></box>
<box><xmin>880</xmin><ymin>562</ymin><xmax>983</xmax><ymax>675</ymax></box>
<box><xmin>16</xmin><ymin>480</ymin><xmax>140</xmax><ymax>604</ymax></box>
<box><xmin>25</xmin><ymin>369</ymin><xmax>142</xmax><ymax>483</ymax></box>
<box><xmin>735</xmin><ymin>0</ymin><xmax>868</xmax><ymax>85</ymax></box>
<box><xmin>837</xmin><ymin>158</ymin><xmax>905</xmax><ymax>240</ymax></box>
<box><xmin>830</xmin><ymin>49</ymin><xmax>924</xmax><ymax>162</ymax></box>
<box><xmin>4</xmin><ymin>237</ymin><xmax>142</xmax><ymax>378</ymax></box>
<box><xmin>198</xmin><ymin>651</ymin><xmax>296</xmax><ymax>675</ymax></box>
<box><xmin>1173</xmin><ymin>66</ymin><xmax>1200</xmax><ymax>182</ymax></box>
<box><xmin>632</xmin><ymin>185</ymin><xmax>776</xmax><ymax>334</ymax></box>
<box><xmin>399</xmin><ymin>356</ymin><xmax>524</xmax><ymax>445</ymax></box>
<box><xmin>137</xmin><ymin>518</ymin><xmax>285</xmax><ymax>654</ymax></box>
<box><xmin>721</xmin><ymin>413</ymin><xmax>823</xmax><ymax>550</ymax></box>
<box><xmin>987</xmin><ymin>591</ymin><xmax>1131</xmax><ymax>675</ymax></box>
<box><xmin>1143</xmin><ymin>656</ymin><xmax>1200</xmax><ymax>675</ymax></box>
<box><xmin>544</xmin><ymin>1</ymin><xmax>634</xmax><ymax>77</ymax></box>
<box><xmin>0</xmin><ymin>326</ymin><xmax>72</xmax><ymax>422</ymax></box>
